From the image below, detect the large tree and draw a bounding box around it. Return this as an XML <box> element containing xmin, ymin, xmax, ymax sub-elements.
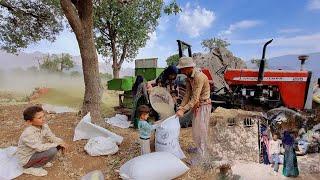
<box><xmin>0</xmin><ymin>0</ymin><xmax>179</xmax><ymax>121</ymax></box>
<box><xmin>0</xmin><ymin>0</ymin><xmax>102</xmax><ymax>121</ymax></box>
<box><xmin>94</xmin><ymin>0</ymin><xmax>180</xmax><ymax>78</ymax></box>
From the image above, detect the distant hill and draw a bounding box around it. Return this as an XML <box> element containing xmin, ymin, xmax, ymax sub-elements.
<box><xmin>246</xmin><ymin>52</ymin><xmax>320</xmax><ymax>79</ymax></box>
<box><xmin>0</xmin><ymin>51</ymin><xmax>134</xmax><ymax>77</ymax></box>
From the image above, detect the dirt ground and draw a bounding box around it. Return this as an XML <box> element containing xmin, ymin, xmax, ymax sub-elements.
<box><xmin>0</xmin><ymin>103</ymin><xmax>216</xmax><ymax>180</ymax></box>
<box><xmin>1</xmin><ymin>100</ymin><xmax>320</xmax><ymax>179</ymax></box>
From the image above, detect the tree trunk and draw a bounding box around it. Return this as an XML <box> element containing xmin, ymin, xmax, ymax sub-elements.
<box><xmin>78</xmin><ymin>35</ymin><xmax>102</xmax><ymax>122</ymax></box>
<box><xmin>61</xmin><ymin>0</ymin><xmax>102</xmax><ymax>122</ymax></box>
<box><xmin>113</xmin><ymin>65</ymin><xmax>120</xmax><ymax>78</ymax></box>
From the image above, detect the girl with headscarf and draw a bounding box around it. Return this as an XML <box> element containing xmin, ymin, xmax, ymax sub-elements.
<box><xmin>147</xmin><ymin>65</ymin><xmax>179</xmax><ymax>99</ymax></box>
<box><xmin>282</xmin><ymin>131</ymin><xmax>299</xmax><ymax>177</ymax></box>
<box><xmin>131</xmin><ymin>66</ymin><xmax>179</xmax><ymax>128</ymax></box>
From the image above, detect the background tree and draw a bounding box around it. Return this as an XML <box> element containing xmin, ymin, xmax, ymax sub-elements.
<box><xmin>40</xmin><ymin>55</ymin><xmax>59</xmax><ymax>72</ymax></box>
<box><xmin>94</xmin><ymin>0</ymin><xmax>180</xmax><ymax>78</ymax></box>
<box><xmin>39</xmin><ymin>53</ymin><xmax>74</xmax><ymax>72</ymax></box>
<box><xmin>166</xmin><ymin>54</ymin><xmax>180</xmax><ymax>66</ymax></box>
<box><xmin>201</xmin><ymin>38</ymin><xmax>230</xmax><ymax>52</ymax></box>
<box><xmin>58</xmin><ymin>53</ymin><xmax>74</xmax><ymax>71</ymax></box>
<box><xmin>70</xmin><ymin>70</ymin><xmax>81</xmax><ymax>77</ymax></box>
<box><xmin>166</xmin><ymin>43</ymin><xmax>188</xmax><ymax>66</ymax></box>
<box><xmin>26</xmin><ymin>66</ymin><xmax>39</xmax><ymax>73</ymax></box>
<box><xmin>0</xmin><ymin>0</ymin><xmax>102</xmax><ymax>121</ymax></box>
<box><xmin>250</xmin><ymin>58</ymin><xmax>268</xmax><ymax>68</ymax></box>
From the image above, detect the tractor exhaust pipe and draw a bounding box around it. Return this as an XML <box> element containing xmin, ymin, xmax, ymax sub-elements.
<box><xmin>177</xmin><ymin>40</ymin><xmax>192</xmax><ymax>58</ymax></box>
<box><xmin>258</xmin><ymin>39</ymin><xmax>273</xmax><ymax>82</ymax></box>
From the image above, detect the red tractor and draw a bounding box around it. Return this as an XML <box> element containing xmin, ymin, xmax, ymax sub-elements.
<box><xmin>177</xmin><ymin>39</ymin><xmax>314</xmax><ymax>111</ymax></box>
<box><xmin>224</xmin><ymin>39</ymin><xmax>314</xmax><ymax>111</ymax></box>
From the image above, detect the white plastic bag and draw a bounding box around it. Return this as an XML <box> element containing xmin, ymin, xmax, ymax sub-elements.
<box><xmin>0</xmin><ymin>147</ymin><xmax>23</xmax><ymax>180</ymax></box>
<box><xmin>81</xmin><ymin>170</ymin><xmax>104</xmax><ymax>180</ymax></box>
<box><xmin>73</xmin><ymin>113</ymin><xmax>123</xmax><ymax>144</ymax></box>
<box><xmin>119</xmin><ymin>152</ymin><xmax>189</xmax><ymax>180</ymax></box>
<box><xmin>84</xmin><ymin>136</ymin><xmax>119</xmax><ymax>156</ymax></box>
<box><xmin>105</xmin><ymin>114</ymin><xmax>130</xmax><ymax>129</ymax></box>
<box><xmin>155</xmin><ymin>115</ymin><xmax>186</xmax><ymax>159</ymax></box>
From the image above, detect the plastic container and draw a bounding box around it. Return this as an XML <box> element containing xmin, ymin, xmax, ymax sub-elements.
<box><xmin>135</xmin><ymin>68</ymin><xmax>164</xmax><ymax>81</ymax></box>
<box><xmin>107</xmin><ymin>76</ymin><xmax>135</xmax><ymax>91</ymax></box>
<box><xmin>135</xmin><ymin>58</ymin><xmax>158</xmax><ymax>68</ymax></box>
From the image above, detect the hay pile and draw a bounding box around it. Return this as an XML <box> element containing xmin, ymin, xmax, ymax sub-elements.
<box><xmin>211</xmin><ymin>107</ymin><xmax>262</xmax><ymax>120</ymax></box>
<box><xmin>193</xmin><ymin>47</ymin><xmax>247</xmax><ymax>90</ymax></box>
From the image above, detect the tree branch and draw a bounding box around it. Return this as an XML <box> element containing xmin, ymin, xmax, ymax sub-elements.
<box><xmin>60</xmin><ymin>0</ymin><xmax>83</xmax><ymax>38</ymax></box>
<box><xmin>78</xmin><ymin>0</ymin><xmax>93</xmax><ymax>29</ymax></box>
<box><xmin>212</xmin><ymin>50</ymin><xmax>225</xmax><ymax>66</ymax></box>
<box><xmin>118</xmin><ymin>43</ymin><xmax>128</xmax><ymax>66</ymax></box>
<box><xmin>0</xmin><ymin>0</ymin><xmax>14</xmax><ymax>12</ymax></box>
<box><xmin>0</xmin><ymin>0</ymin><xmax>44</xmax><ymax>19</ymax></box>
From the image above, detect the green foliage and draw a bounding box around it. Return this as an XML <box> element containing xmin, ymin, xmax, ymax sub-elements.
<box><xmin>250</xmin><ymin>58</ymin><xmax>268</xmax><ymax>68</ymax></box>
<box><xmin>201</xmin><ymin>38</ymin><xmax>230</xmax><ymax>52</ymax></box>
<box><xmin>59</xmin><ymin>53</ymin><xmax>74</xmax><ymax>71</ymax></box>
<box><xmin>0</xmin><ymin>0</ymin><xmax>63</xmax><ymax>53</ymax></box>
<box><xmin>166</xmin><ymin>54</ymin><xmax>180</xmax><ymax>66</ymax></box>
<box><xmin>40</xmin><ymin>53</ymin><xmax>74</xmax><ymax>72</ymax></box>
<box><xmin>94</xmin><ymin>0</ymin><xmax>162</xmax><ymax>63</ymax></box>
<box><xmin>163</xmin><ymin>0</ymin><xmax>181</xmax><ymax>15</ymax></box>
<box><xmin>94</xmin><ymin>0</ymin><xmax>179</xmax><ymax>77</ymax></box>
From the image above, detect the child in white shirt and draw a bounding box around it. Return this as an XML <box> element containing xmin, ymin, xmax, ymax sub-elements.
<box><xmin>269</xmin><ymin>133</ymin><xmax>282</xmax><ymax>175</ymax></box>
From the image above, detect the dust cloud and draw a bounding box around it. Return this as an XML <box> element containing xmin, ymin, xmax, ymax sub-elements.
<box><xmin>0</xmin><ymin>69</ymin><xmax>84</xmax><ymax>96</ymax></box>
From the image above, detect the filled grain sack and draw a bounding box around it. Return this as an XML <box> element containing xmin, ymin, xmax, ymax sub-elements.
<box><xmin>84</xmin><ymin>136</ymin><xmax>118</xmax><ymax>156</ymax></box>
<box><xmin>155</xmin><ymin>115</ymin><xmax>186</xmax><ymax>159</ymax></box>
<box><xmin>119</xmin><ymin>152</ymin><xmax>189</xmax><ymax>180</ymax></box>
<box><xmin>0</xmin><ymin>146</ymin><xmax>23</xmax><ymax>180</ymax></box>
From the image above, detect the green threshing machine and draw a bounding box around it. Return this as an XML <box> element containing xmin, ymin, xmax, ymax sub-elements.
<box><xmin>107</xmin><ymin>58</ymin><xmax>164</xmax><ymax>115</ymax></box>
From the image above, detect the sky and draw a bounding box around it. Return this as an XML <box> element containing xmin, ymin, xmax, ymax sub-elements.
<box><xmin>25</xmin><ymin>0</ymin><xmax>320</xmax><ymax>68</ymax></box>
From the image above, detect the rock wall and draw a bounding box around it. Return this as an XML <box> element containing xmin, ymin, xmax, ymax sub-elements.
<box><xmin>208</xmin><ymin>107</ymin><xmax>261</xmax><ymax>163</ymax></box>
<box><xmin>193</xmin><ymin>47</ymin><xmax>247</xmax><ymax>90</ymax></box>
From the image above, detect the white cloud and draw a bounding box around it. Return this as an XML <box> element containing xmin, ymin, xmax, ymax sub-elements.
<box><xmin>132</xmin><ymin>31</ymin><xmax>175</xmax><ymax>68</ymax></box>
<box><xmin>145</xmin><ymin>31</ymin><xmax>158</xmax><ymax>48</ymax></box>
<box><xmin>307</xmin><ymin>0</ymin><xmax>320</xmax><ymax>10</ymax></box>
<box><xmin>232</xmin><ymin>33</ymin><xmax>320</xmax><ymax>57</ymax></box>
<box><xmin>219</xmin><ymin>20</ymin><xmax>261</xmax><ymax>36</ymax></box>
<box><xmin>157</xmin><ymin>16</ymin><xmax>170</xmax><ymax>32</ymax></box>
<box><xmin>278</xmin><ymin>28</ymin><xmax>302</xmax><ymax>34</ymax></box>
<box><xmin>177</xmin><ymin>3</ymin><xmax>215</xmax><ymax>37</ymax></box>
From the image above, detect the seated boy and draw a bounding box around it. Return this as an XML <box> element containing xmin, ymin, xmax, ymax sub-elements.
<box><xmin>15</xmin><ymin>105</ymin><xmax>68</xmax><ymax>176</ymax></box>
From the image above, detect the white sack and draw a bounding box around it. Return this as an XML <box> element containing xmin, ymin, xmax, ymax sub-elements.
<box><xmin>81</xmin><ymin>170</ymin><xmax>104</xmax><ymax>180</ymax></box>
<box><xmin>119</xmin><ymin>152</ymin><xmax>189</xmax><ymax>180</ymax></box>
<box><xmin>73</xmin><ymin>113</ymin><xmax>123</xmax><ymax>144</ymax></box>
<box><xmin>155</xmin><ymin>115</ymin><xmax>186</xmax><ymax>159</ymax></box>
<box><xmin>105</xmin><ymin>114</ymin><xmax>130</xmax><ymax>129</ymax></box>
<box><xmin>0</xmin><ymin>147</ymin><xmax>23</xmax><ymax>180</ymax></box>
<box><xmin>84</xmin><ymin>136</ymin><xmax>119</xmax><ymax>156</ymax></box>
